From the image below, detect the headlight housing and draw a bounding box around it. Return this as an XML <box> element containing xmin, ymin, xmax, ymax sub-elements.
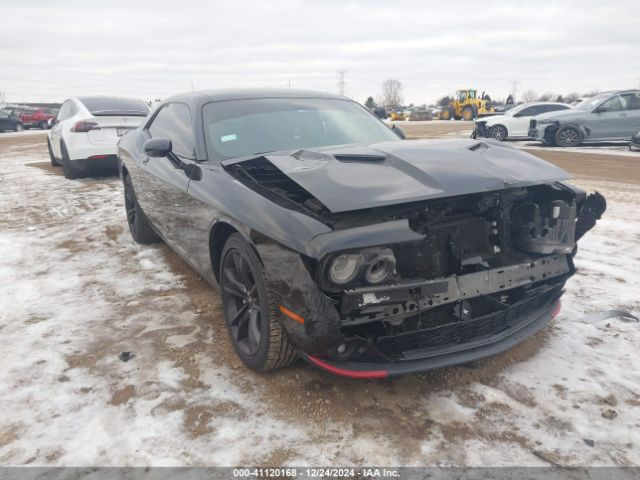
<box><xmin>328</xmin><ymin>253</ymin><xmax>364</xmax><ymax>284</ymax></box>
<box><xmin>321</xmin><ymin>247</ymin><xmax>397</xmax><ymax>290</ymax></box>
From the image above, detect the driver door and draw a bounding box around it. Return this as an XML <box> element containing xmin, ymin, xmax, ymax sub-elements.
<box><xmin>137</xmin><ymin>102</ymin><xmax>197</xmax><ymax>254</ymax></box>
<box><xmin>588</xmin><ymin>94</ymin><xmax>628</xmax><ymax>140</ymax></box>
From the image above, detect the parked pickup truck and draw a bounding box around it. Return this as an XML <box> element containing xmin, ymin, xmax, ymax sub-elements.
<box><xmin>20</xmin><ymin>108</ymin><xmax>58</xmax><ymax>130</ymax></box>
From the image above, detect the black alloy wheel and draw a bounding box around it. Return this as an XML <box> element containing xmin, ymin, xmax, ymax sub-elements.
<box><xmin>222</xmin><ymin>249</ymin><xmax>262</xmax><ymax>357</ymax></box>
<box><xmin>219</xmin><ymin>233</ymin><xmax>296</xmax><ymax>371</ymax></box>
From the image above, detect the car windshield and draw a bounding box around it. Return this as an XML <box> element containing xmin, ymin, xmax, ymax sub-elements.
<box><xmin>575</xmin><ymin>93</ymin><xmax>611</xmax><ymax>110</ymax></box>
<box><xmin>79</xmin><ymin>97</ymin><xmax>149</xmax><ymax>116</ymax></box>
<box><xmin>203</xmin><ymin>98</ymin><xmax>400</xmax><ymax>161</ymax></box>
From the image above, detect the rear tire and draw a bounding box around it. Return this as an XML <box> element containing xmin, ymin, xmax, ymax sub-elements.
<box><xmin>40</xmin><ymin>121</ymin><xmax>48</xmax><ymax>130</ymax></box>
<box><xmin>47</xmin><ymin>138</ymin><xmax>59</xmax><ymax>166</ymax></box>
<box><xmin>555</xmin><ymin>126</ymin><xmax>582</xmax><ymax>147</ymax></box>
<box><xmin>123</xmin><ymin>173</ymin><xmax>160</xmax><ymax>244</ymax></box>
<box><xmin>15</xmin><ymin>123</ymin><xmax>23</xmax><ymax>132</ymax></box>
<box><xmin>61</xmin><ymin>142</ymin><xmax>82</xmax><ymax>179</ymax></box>
<box><xmin>489</xmin><ymin>125</ymin><xmax>508</xmax><ymax>141</ymax></box>
<box><xmin>220</xmin><ymin>233</ymin><xmax>296</xmax><ymax>372</ymax></box>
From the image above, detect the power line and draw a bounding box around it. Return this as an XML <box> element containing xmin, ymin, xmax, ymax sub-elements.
<box><xmin>337</xmin><ymin>69</ymin><xmax>347</xmax><ymax>96</ymax></box>
<box><xmin>509</xmin><ymin>80</ymin><xmax>521</xmax><ymax>102</ymax></box>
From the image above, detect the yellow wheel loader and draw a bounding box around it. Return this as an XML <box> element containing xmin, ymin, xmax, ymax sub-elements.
<box><xmin>440</xmin><ymin>89</ymin><xmax>495</xmax><ymax>121</ymax></box>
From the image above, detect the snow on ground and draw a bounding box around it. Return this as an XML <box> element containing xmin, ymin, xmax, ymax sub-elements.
<box><xmin>0</xmin><ymin>139</ymin><xmax>639</xmax><ymax>467</ymax></box>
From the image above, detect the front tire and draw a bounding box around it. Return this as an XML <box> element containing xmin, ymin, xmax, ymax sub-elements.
<box><xmin>123</xmin><ymin>174</ymin><xmax>160</xmax><ymax>244</ymax></box>
<box><xmin>555</xmin><ymin>126</ymin><xmax>582</xmax><ymax>147</ymax></box>
<box><xmin>15</xmin><ymin>123</ymin><xmax>23</xmax><ymax>132</ymax></box>
<box><xmin>220</xmin><ymin>233</ymin><xmax>296</xmax><ymax>372</ymax></box>
<box><xmin>489</xmin><ymin>125</ymin><xmax>508</xmax><ymax>141</ymax></box>
<box><xmin>440</xmin><ymin>107</ymin><xmax>452</xmax><ymax>121</ymax></box>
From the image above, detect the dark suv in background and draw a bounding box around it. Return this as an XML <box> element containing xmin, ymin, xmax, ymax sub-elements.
<box><xmin>0</xmin><ymin>110</ymin><xmax>24</xmax><ymax>132</ymax></box>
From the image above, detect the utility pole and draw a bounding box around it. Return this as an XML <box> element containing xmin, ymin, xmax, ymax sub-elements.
<box><xmin>337</xmin><ymin>69</ymin><xmax>347</xmax><ymax>96</ymax></box>
<box><xmin>509</xmin><ymin>80</ymin><xmax>521</xmax><ymax>103</ymax></box>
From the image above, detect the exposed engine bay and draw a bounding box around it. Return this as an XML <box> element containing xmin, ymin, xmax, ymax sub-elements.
<box><xmin>315</xmin><ymin>183</ymin><xmax>606</xmax><ymax>362</ymax></box>
<box><xmin>221</xmin><ymin>142</ymin><xmax>606</xmax><ymax>368</ymax></box>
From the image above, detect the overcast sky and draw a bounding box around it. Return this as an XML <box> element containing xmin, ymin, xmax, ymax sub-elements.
<box><xmin>1</xmin><ymin>0</ymin><xmax>638</xmax><ymax>105</ymax></box>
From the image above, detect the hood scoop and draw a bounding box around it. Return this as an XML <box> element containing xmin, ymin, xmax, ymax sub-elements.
<box><xmin>333</xmin><ymin>154</ymin><xmax>386</xmax><ymax>162</ymax></box>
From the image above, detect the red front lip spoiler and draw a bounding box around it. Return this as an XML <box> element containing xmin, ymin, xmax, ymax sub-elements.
<box><xmin>306</xmin><ymin>355</ymin><xmax>388</xmax><ymax>379</ymax></box>
<box><xmin>303</xmin><ymin>299</ymin><xmax>561</xmax><ymax>379</ymax></box>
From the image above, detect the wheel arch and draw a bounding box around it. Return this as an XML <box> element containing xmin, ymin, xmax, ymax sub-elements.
<box><xmin>209</xmin><ymin>220</ymin><xmax>257</xmax><ymax>283</ymax></box>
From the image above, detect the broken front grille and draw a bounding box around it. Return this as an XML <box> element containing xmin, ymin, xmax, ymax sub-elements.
<box><xmin>374</xmin><ymin>284</ymin><xmax>562</xmax><ymax>360</ymax></box>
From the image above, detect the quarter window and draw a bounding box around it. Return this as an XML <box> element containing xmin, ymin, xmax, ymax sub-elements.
<box><xmin>622</xmin><ymin>93</ymin><xmax>640</xmax><ymax>111</ymax></box>
<box><xmin>148</xmin><ymin>103</ymin><xmax>195</xmax><ymax>159</ymax></box>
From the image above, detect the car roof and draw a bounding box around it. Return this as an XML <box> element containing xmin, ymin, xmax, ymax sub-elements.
<box><xmin>166</xmin><ymin>88</ymin><xmax>349</xmax><ymax>104</ymax></box>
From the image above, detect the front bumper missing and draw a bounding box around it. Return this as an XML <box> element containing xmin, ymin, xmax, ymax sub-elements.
<box><xmin>303</xmin><ymin>291</ymin><xmax>562</xmax><ymax>378</ymax></box>
<box><xmin>340</xmin><ymin>255</ymin><xmax>570</xmax><ymax>324</ymax></box>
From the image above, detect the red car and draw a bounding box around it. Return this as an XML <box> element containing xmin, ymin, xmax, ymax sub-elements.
<box><xmin>20</xmin><ymin>108</ymin><xmax>58</xmax><ymax>130</ymax></box>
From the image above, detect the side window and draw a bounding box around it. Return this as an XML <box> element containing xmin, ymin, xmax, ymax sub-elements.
<box><xmin>0</xmin><ymin>111</ymin><xmax>9</xmax><ymax>119</ymax></box>
<box><xmin>599</xmin><ymin>95</ymin><xmax>624</xmax><ymax>112</ymax></box>
<box><xmin>148</xmin><ymin>103</ymin><xmax>195</xmax><ymax>158</ymax></box>
<box><xmin>622</xmin><ymin>93</ymin><xmax>640</xmax><ymax>111</ymax></box>
<box><xmin>518</xmin><ymin>106</ymin><xmax>539</xmax><ymax>116</ymax></box>
<box><xmin>547</xmin><ymin>104</ymin><xmax>570</xmax><ymax>113</ymax></box>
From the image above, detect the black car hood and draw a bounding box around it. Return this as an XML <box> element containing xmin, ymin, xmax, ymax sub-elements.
<box><xmin>222</xmin><ymin>139</ymin><xmax>572</xmax><ymax>214</ymax></box>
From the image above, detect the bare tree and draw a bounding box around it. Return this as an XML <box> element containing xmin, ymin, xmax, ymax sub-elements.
<box><xmin>565</xmin><ymin>92</ymin><xmax>580</xmax><ymax>103</ymax></box>
<box><xmin>538</xmin><ymin>92</ymin><xmax>554</xmax><ymax>102</ymax></box>
<box><xmin>521</xmin><ymin>90</ymin><xmax>538</xmax><ymax>103</ymax></box>
<box><xmin>381</xmin><ymin>79</ymin><xmax>404</xmax><ymax>108</ymax></box>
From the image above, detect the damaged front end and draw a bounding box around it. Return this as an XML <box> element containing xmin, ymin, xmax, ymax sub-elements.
<box><xmin>223</xmin><ymin>144</ymin><xmax>605</xmax><ymax>377</ymax></box>
<box><xmin>260</xmin><ymin>183</ymin><xmax>605</xmax><ymax>377</ymax></box>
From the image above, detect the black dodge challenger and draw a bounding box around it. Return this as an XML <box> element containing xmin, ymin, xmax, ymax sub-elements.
<box><xmin>117</xmin><ymin>89</ymin><xmax>605</xmax><ymax>378</ymax></box>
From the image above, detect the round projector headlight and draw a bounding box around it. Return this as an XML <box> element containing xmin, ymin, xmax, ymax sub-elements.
<box><xmin>328</xmin><ymin>254</ymin><xmax>363</xmax><ymax>284</ymax></box>
<box><xmin>364</xmin><ymin>255</ymin><xmax>396</xmax><ymax>284</ymax></box>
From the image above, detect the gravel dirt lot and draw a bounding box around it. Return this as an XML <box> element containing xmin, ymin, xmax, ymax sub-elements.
<box><xmin>1</xmin><ymin>129</ymin><xmax>639</xmax><ymax>466</ymax></box>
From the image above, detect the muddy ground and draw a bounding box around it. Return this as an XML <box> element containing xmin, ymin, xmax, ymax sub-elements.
<box><xmin>1</xmin><ymin>130</ymin><xmax>638</xmax><ymax>466</ymax></box>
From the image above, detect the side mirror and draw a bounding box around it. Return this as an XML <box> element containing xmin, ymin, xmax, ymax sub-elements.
<box><xmin>48</xmin><ymin>118</ymin><xmax>57</xmax><ymax>127</ymax></box>
<box><xmin>593</xmin><ymin>106</ymin><xmax>606</xmax><ymax>114</ymax></box>
<box><xmin>144</xmin><ymin>137</ymin><xmax>172</xmax><ymax>157</ymax></box>
<box><xmin>391</xmin><ymin>124</ymin><xmax>406</xmax><ymax>140</ymax></box>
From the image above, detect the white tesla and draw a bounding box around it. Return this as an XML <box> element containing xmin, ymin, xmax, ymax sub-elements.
<box><xmin>475</xmin><ymin>102</ymin><xmax>570</xmax><ymax>141</ymax></box>
<box><xmin>47</xmin><ymin>96</ymin><xmax>150</xmax><ymax>179</ymax></box>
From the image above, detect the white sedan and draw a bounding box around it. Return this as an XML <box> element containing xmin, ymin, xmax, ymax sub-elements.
<box><xmin>47</xmin><ymin>96</ymin><xmax>150</xmax><ymax>179</ymax></box>
<box><xmin>474</xmin><ymin>102</ymin><xmax>570</xmax><ymax>141</ymax></box>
